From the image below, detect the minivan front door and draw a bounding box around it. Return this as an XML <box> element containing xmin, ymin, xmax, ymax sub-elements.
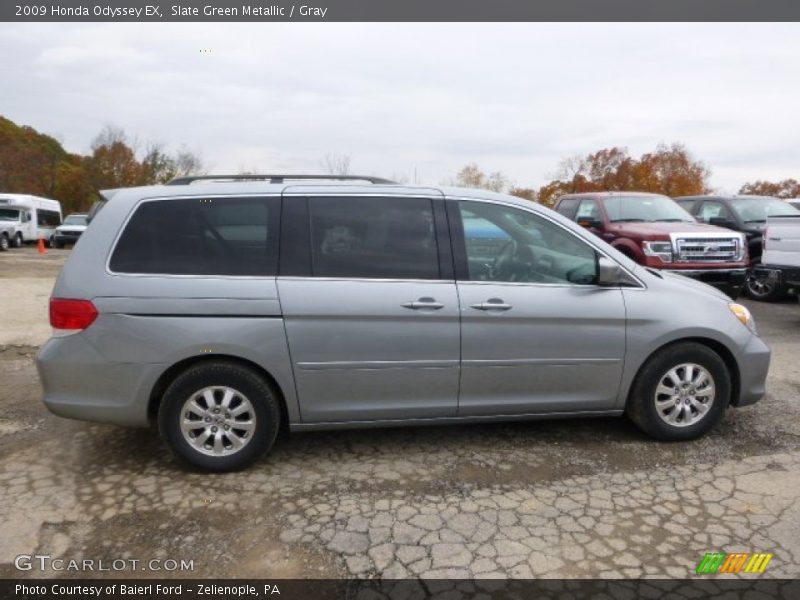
<box><xmin>451</xmin><ymin>199</ymin><xmax>627</xmax><ymax>416</ymax></box>
<box><xmin>278</xmin><ymin>193</ymin><xmax>460</xmax><ymax>423</ymax></box>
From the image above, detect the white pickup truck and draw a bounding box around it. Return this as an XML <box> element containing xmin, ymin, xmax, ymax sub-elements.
<box><xmin>751</xmin><ymin>215</ymin><xmax>800</xmax><ymax>300</ymax></box>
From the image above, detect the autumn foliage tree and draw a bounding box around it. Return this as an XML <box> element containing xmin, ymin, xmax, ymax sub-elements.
<box><xmin>537</xmin><ymin>143</ymin><xmax>712</xmax><ymax>206</ymax></box>
<box><xmin>739</xmin><ymin>179</ymin><xmax>800</xmax><ymax>199</ymax></box>
<box><xmin>0</xmin><ymin>116</ymin><xmax>205</xmax><ymax>214</ymax></box>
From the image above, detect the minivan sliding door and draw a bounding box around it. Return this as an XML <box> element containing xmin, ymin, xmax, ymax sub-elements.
<box><xmin>277</xmin><ymin>193</ymin><xmax>460</xmax><ymax>423</ymax></box>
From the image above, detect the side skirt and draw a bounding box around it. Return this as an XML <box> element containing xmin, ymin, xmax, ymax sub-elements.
<box><xmin>289</xmin><ymin>410</ymin><xmax>624</xmax><ymax>432</ymax></box>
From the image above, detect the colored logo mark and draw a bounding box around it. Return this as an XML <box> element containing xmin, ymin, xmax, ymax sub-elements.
<box><xmin>696</xmin><ymin>552</ymin><xmax>773</xmax><ymax>574</ymax></box>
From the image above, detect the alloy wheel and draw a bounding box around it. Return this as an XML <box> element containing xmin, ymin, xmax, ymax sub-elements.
<box><xmin>180</xmin><ymin>386</ymin><xmax>256</xmax><ymax>456</ymax></box>
<box><xmin>654</xmin><ymin>363</ymin><xmax>716</xmax><ymax>427</ymax></box>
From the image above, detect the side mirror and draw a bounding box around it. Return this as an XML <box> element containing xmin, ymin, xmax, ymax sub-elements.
<box><xmin>597</xmin><ymin>256</ymin><xmax>622</xmax><ymax>287</ymax></box>
<box><xmin>709</xmin><ymin>216</ymin><xmax>735</xmax><ymax>229</ymax></box>
<box><xmin>577</xmin><ymin>217</ymin><xmax>602</xmax><ymax>229</ymax></box>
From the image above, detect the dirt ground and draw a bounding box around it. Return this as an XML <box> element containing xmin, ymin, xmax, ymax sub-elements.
<box><xmin>1</xmin><ymin>245</ymin><xmax>800</xmax><ymax>580</ymax></box>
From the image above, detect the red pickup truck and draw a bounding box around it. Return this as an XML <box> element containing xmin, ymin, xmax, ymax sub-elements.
<box><xmin>554</xmin><ymin>192</ymin><xmax>748</xmax><ymax>298</ymax></box>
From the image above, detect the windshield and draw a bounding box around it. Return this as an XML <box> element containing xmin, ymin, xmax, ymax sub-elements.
<box><xmin>63</xmin><ymin>215</ymin><xmax>88</xmax><ymax>226</ymax></box>
<box><xmin>604</xmin><ymin>195</ymin><xmax>695</xmax><ymax>223</ymax></box>
<box><xmin>0</xmin><ymin>208</ymin><xmax>20</xmax><ymax>222</ymax></box>
<box><xmin>730</xmin><ymin>197</ymin><xmax>800</xmax><ymax>222</ymax></box>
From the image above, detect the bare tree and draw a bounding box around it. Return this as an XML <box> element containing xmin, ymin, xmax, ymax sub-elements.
<box><xmin>91</xmin><ymin>124</ymin><xmax>129</xmax><ymax>151</ymax></box>
<box><xmin>173</xmin><ymin>146</ymin><xmax>206</xmax><ymax>176</ymax></box>
<box><xmin>451</xmin><ymin>163</ymin><xmax>511</xmax><ymax>193</ymax></box>
<box><xmin>324</xmin><ymin>153</ymin><xmax>351</xmax><ymax>176</ymax></box>
<box><xmin>486</xmin><ymin>171</ymin><xmax>510</xmax><ymax>193</ymax></box>
<box><xmin>549</xmin><ymin>154</ymin><xmax>587</xmax><ymax>182</ymax></box>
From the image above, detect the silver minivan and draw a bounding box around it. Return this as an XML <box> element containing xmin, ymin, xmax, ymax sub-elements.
<box><xmin>37</xmin><ymin>176</ymin><xmax>771</xmax><ymax>471</ymax></box>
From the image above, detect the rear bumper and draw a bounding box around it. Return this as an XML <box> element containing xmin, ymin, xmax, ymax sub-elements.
<box><xmin>36</xmin><ymin>334</ymin><xmax>162</xmax><ymax>427</ymax></box>
<box><xmin>662</xmin><ymin>268</ymin><xmax>747</xmax><ymax>294</ymax></box>
<box><xmin>734</xmin><ymin>333</ymin><xmax>771</xmax><ymax>407</ymax></box>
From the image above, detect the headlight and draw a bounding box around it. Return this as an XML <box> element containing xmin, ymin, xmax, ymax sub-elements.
<box><xmin>642</xmin><ymin>240</ymin><xmax>673</xmax><ymax>263</ymax></box>
<box><xmin>729</xmin><ymin>303</ymin><xmax>757</xmax><ymax>333</ymax></box>
<box><xmin>736</xmin><ymin>236</ymin><xmax>747</xmax><ymax>261</ymax></box>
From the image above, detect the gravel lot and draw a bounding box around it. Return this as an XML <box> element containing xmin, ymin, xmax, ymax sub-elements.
<box><xmin>1</xmin><ymin>245</ymin><xmax>799</xmax><ymax>579</ymax></box>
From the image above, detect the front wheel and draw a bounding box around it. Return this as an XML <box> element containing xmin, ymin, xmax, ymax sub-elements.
<box><xmin>627</xmin><ymin>342</ymin><xmax>730</xmax><ymax>440</ymax></box>
<box><xmin>158</xmin><ymin>361</ymin><xmax>281</xmax><ymax>471</ymax></box>
<box><xmin>0</xmin><ymin>234</ymin><xmax>9</xmax><ymax>251</ymax></box>
<box><xmin>745</xmin><ymin>273</ymin><xmax>786</xmax><ymax>302</ymax></box>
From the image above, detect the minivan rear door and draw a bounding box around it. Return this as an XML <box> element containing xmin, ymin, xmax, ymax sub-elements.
<box><xmin>277</xmin><ymin>189</ymin><xmax>460</xmax><ymax>423</ymax></box>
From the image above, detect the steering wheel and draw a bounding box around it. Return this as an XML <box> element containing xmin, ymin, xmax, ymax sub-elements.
<box><xmin>489</xmin><ymin>239</ymin><xmax>519</xmax><ymax>281</ymax></box>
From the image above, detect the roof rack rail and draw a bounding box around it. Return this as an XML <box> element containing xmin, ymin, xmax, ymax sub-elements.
<box><xmin>165</xmin><ymin>174</ymin><xmax>396</xmax><ymax>185</ymax></box>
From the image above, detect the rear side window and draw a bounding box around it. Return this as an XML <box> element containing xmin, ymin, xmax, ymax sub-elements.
<box><xmin>308</xmin><ymin>196</ymin><xmax>440</xmax><ymax>279</ymax></box>
<box><xmin>37</xmin><ymin>209</ymin><xmax>61</xmax><ymax>227</ymax></box>
<box><xmin>110</xmin><ymin>197</ymin><xmax>279</xmax><ymax>276</ymax></box>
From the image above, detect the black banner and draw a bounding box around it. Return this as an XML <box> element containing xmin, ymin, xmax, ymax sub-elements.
<box><xmin>3</xmin><ymin>579</ymin><xmax>800</xmax><ymax>600</ymax></box>
<box><xmin>3</xmin><ymin>0</ymin><xmax>800</xmax><ymax>22</ymax></box>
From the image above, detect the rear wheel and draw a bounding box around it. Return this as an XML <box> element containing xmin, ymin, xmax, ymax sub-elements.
<box><xmin>53</xmin><ymin>238</ymin><xmax>63</xmax><ymax>249</ymax></box>
<box><xmin>745</xmin><ymin>273</ymin><xmax>786</xmax><ymax>302</ymax></box>
<box><xmin>627</xmin><ymin>342</ymin><xmax>730</xmax><ymax>440</ymax></box>
<box><xmin>158</xmin><ymin>361</ymin><xmax>281</xmax><ymax>471</ymax></box>
<box><xmin>12</xmin><ymin>233</ymin><xmax>23</xmax><ymax>248</ymax></box>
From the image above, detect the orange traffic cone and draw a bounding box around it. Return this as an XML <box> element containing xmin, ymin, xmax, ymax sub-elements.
<box><xmin>38</xmin><ymin>237</ymin><xmax>47</xmax><ymax>255</ymax></box>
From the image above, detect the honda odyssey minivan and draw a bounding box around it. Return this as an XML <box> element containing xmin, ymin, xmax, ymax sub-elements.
<box><xmin>37</xmin><ymin>175</ymin><xmax>771</xmax><ymax>471</ymax></box>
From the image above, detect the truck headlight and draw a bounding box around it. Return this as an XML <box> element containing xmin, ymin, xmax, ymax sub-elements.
<box><xmin>642</xmin><ymin>241</ymin><xmax>673</xmax><ymax>263</ymax></box>
<box><xmin>736</xmin><ymin>236</ymin><xmax>747</xmax><ymax>261</ymax></box>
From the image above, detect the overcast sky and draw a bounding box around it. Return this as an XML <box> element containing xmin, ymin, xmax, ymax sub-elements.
<box><xmin>1</xmin><ymin>23</ymin><xmax>799</xmax><ymax>192</ymax></box>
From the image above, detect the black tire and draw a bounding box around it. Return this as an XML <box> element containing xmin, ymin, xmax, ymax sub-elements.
<box><xmin>12</xmin><ymin>233</ymin><xmax>23</xmax><ymax>248</ymax></box>
<box><xmin>53</xmin><ymin>239</ymin><xmax>63</xmax><ymax>249</ymax></box>
<box><xmin>0</xmin><ymin>234</ymin><xmax>9</xmax><ymax>252</ymax></box>
<box><xmin>626</xmin><ymin>342</ymin><xmax>731</xmax><ymax>441</ymax></box>
<box><xmin>745</xmin><ymin>273</ymin><xmax>786</xmax><ymax>302</ymax></box>
<box><xmin>158</xmin><ymin>361</ymin><xmax>281</xmax><ymax>472</ymax></box>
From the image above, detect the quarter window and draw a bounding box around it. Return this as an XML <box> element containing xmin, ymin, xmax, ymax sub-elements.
<box><xmin>308</xmin><ymin>196</ymin><xmax>440</xmax><ymax>279</ymax></box>
<box><xmin>459</xmin><ymin>201</ymin><xmax>598</xmax><ymax>285</ymax></box>
<box><xmin>110</xmin><ymin>197</ymin><xmax>279</xmax><ymax>276</ymax></box>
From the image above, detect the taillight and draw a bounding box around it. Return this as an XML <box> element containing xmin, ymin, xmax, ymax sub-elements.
<box><xmin>49</xmin><ymin>298</ymin><xmax>98</xmax><ymax>331</ymax></box>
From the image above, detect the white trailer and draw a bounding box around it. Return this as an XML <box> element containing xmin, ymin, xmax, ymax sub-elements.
<box><xmin>0</xmin><ymin>194</ymin><xmax>63</xmax><ymax>247</ymax></box>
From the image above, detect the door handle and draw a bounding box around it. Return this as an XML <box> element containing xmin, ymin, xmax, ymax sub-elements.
<box><xmin>470</xmin><ymin>299</ymin><xmax>513</xmax><ymax>311</ymax></box>
<box><xmin>401</xmin><ymin>297</ymin><xmax>444</xmax><ymax>310</ymax></box>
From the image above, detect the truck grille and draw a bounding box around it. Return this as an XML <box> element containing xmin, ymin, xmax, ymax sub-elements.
<box><xmin>675</xmin><ymin>237</ymin><xmax>740</xmax><ymax>262</ymax></box>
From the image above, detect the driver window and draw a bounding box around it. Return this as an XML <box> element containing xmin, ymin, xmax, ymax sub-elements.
<box><xmin>575</xmin><ymin>199</ymin><xmax>601</xmax><ymax>222</ymax></box>
<box><xmin>459</xmin><ymin>201</ymin><xmax>598</xmax><ymax>285</ymax></box>
<box><xmin>699</xmin><ymin>202</ymin><xmax>731</xmax><ymax>222</ymax></box>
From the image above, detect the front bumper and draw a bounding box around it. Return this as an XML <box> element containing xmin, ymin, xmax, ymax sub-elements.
<box><xmin>734</xmin><ymin>333</ymin><xmax>771</xmax><ymax>407</ymax></box>
<box><xmin>662</xmin><ymin>268</ymin><xmax>747</xmax><ymax>295</ymax></box>
<box><xmin>54</xmin><ymin>232</ymin><xmax>83</xmax><ymax>244</ymax></box>
<box><xmin>752</xmin><ymin>264</ymin><xmax>800</xmax><ymax>288</ymax></box>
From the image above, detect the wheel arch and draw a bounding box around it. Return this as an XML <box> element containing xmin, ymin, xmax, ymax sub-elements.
<box><xmin>611</xmin><ymin>239</ymin><xmax>641</xmax><ymax>261</ymax></box>
<box><xmin>626</xmin><ymin>336</ymin><xmax>741</xmax><ymax>407</ymax></box>
<box><xmin>148</xmin><ymin>354</ymin><xmax>290</xmax><ymax>431</ymax></box>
